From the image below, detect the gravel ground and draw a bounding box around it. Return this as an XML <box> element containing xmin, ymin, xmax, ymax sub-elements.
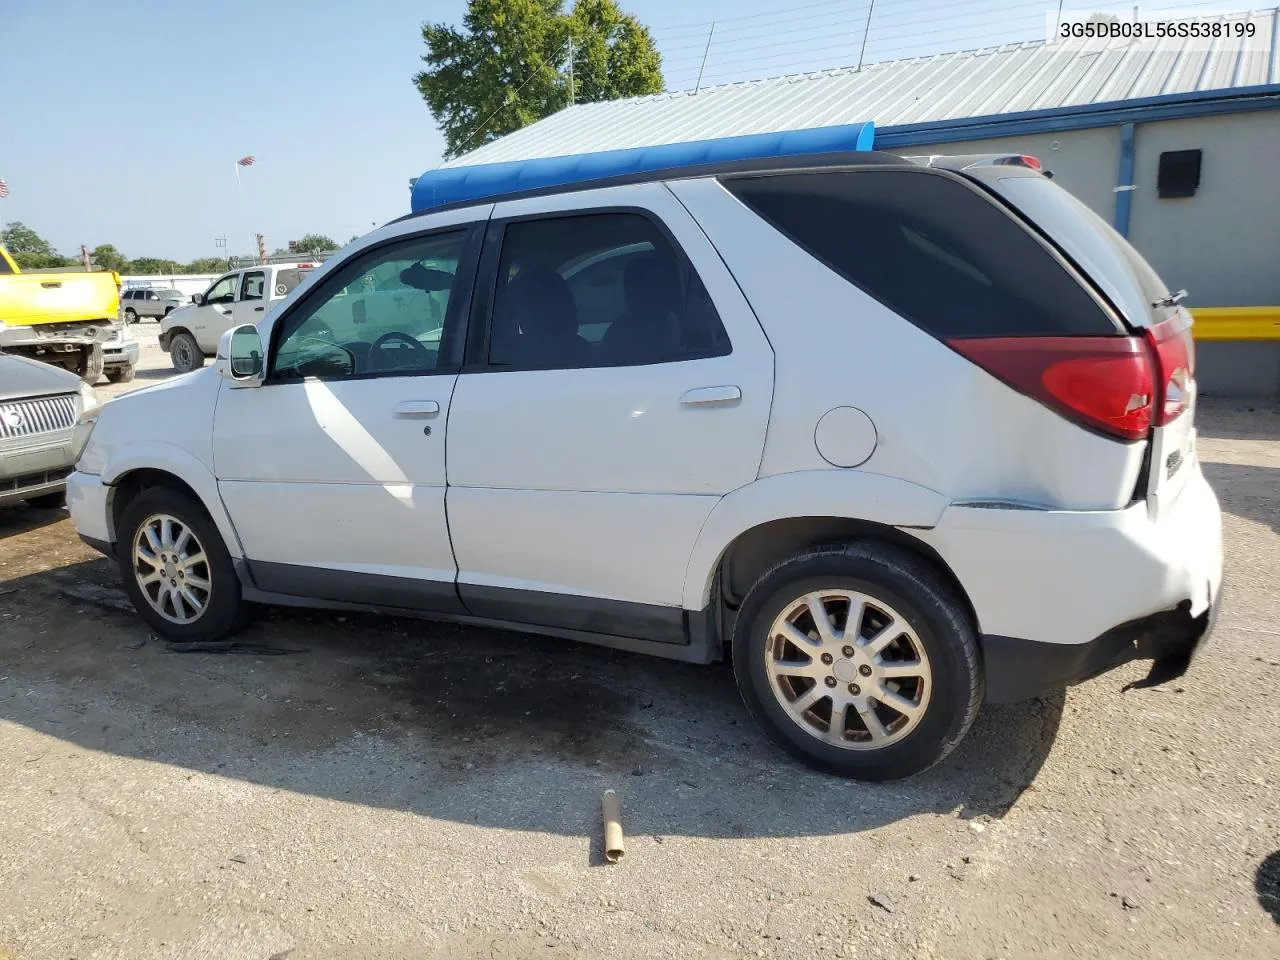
<box><xmin>2</xmin><ymin>338</ymin><xmax>1278</xmax><ymax>959</ymax></box>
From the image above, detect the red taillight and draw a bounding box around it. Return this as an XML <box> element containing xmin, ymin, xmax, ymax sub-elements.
<box><xmin>1146</xmin><ymin>315</ymin><xmax>1195</xmax><ymax>426</ymax></box>
<box><xmin>950</xmin><ymin>337</ymin><xmax>1154</xmax><ymax>441</ymax></box>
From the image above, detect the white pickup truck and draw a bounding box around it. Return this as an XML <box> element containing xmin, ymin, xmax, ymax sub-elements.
<box><xmin>159</xmin><ymin>263</ymin><xmax>314</xmax><ymax>372</ymax></box>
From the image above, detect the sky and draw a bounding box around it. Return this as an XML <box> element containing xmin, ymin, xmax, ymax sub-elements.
<box><xmin>0</xmin><ymin>0</ymin><xmax>1254</xmax><ymax>262</ymax></box>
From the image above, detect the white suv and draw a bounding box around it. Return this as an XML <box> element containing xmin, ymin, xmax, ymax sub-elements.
<box><xmin>66</xmin><ymin>150</ymin><xmax>1223</xmax><ymax>780</ymax></box>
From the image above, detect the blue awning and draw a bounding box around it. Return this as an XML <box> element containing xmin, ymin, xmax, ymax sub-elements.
<box><xmin>410</xmin><ymin>121</ymin><xmax>876</xmax><ymax>214</ymax></box>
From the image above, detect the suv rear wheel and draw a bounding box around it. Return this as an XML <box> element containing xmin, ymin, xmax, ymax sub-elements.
<box><xmin>116</xmin><ymin>487</ymin><xmax>248</xmax><ymax>642</ymax></box>
<box><xmin>124</xmin><ymin>308</ymin><xmax>138</xmax><ymax>324</ymax></box>
<box><xmin>732</xmin><ymin>542</ymin><xmax>982</xmax><ymax>781</ymax></box>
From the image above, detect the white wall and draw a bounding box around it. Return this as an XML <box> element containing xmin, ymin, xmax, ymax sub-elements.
<box><xmin>120</xmin><ymin>274</ymin><xmax>219</xmax><ymax>299</ymax></box>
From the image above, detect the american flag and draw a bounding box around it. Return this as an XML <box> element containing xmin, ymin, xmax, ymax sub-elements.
<box><xmin>0</xmin><ymin>178</ymin><xmax>9</xmax><ymax>199</ymax></box>
<box><xmin>237</xmin><ymin>156</ymin><xmax>256</xmax><ymax>167</ymax></box>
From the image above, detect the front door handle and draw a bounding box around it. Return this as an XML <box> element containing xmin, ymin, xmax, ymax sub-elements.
<box><xmin>254</xmin><ymin>306</ymin><xmax>264</xmax><ymax>312</ymax></box>
<box><xmin>393</xmin><ymin>400</ymin><xmax>440</xmax><ymax>419</ymax></box>
<box><xmin>679</xmin><ymin>385</ymin><xmax>742</xmax><ymax>408</ymax></box>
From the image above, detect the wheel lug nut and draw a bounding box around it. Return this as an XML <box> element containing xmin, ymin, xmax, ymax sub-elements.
<box><xmin>842</xmin><ymin>645</ymin><xmax>855</xmax><ymax>658</ymax></box>
<box><xmin>848</xmin><ymin>683</ymin><xmax>860</xmax><ymax>695</ymax></box>
<box><xmin>859</xmin><ymin>664</ymin><xmax>873</xmax><ymax>677</ymax></box>
<box><xmin>820</xmin><ymin>653</ymin><xmax>833</xmax><ymax>665</ymax></box>
<box><xmin>824</xmin><ymin>677</ymin><xmax>837</xmax><ymax>688</ymax></box>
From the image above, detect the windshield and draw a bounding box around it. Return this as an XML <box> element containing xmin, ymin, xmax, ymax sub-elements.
<box><xmin>995</xmin><ymin>176</ymin><xmax>1179</xmax><ymax>330</ymax></box>
<box><xmin>0</xmin><ymin>250</ymin><xmax>13</xmax><ymax>275</ymax></box>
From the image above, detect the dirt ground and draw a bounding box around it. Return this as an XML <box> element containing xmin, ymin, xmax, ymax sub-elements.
<box><xmin>2</xmin><ymin>343</ymin><xmax>1278</xmax><ymax>959</ymax></box>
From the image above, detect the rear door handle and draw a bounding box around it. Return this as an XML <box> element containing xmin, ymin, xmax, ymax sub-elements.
<box><xmin>254</xmin><ymin>306</ymin><xmax>264</xmax><ymax>312</ymax></box>
<box><xmin>680</xmin><ymin>385</ymin><xmax>742</xmax><ymax>408</ymax></box>
<box><xmin>393</xmin><ymin>400</ymin><xmax>440</xmax><ymax>419</ymax></box>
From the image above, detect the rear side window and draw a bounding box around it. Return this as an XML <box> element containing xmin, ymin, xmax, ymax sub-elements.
<box><xmin>723</xmin><ymin>169</ymin><xmax>1119</xmax><ymax>338</ymax></box>
<box><xmin>487</xmin><ymin>212</ymin><xmax>731</xmax><ymax>370</ymax></box>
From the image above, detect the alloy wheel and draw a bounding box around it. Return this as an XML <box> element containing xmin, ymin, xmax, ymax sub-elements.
<box><xmin>764</xmin><ymin>590</ymin><xmax>932</xmax><ymax>750</ymax></box>
<box><xmin>132</xmin><ymin>513</ymin><xmax>212</xmax><ymax>624</ymax></box>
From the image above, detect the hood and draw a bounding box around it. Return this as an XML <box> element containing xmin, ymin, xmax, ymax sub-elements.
<box><xmin>0</xmin><ymin>351</ymin><xmax>82</xmax><ymax>401</ymax></box>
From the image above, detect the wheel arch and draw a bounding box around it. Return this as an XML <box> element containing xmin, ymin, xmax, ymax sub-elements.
<box><xmin>103</xmin><ymin>446</ymin><xmax>244</xmax><ymax>559</ymax></box>
<box><xmin>681</xmin><ymin>470</ymin><xmax>976</xmax><ymax>631</ymax></box>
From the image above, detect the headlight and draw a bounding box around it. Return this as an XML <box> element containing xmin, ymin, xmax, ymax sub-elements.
<box><xmin>71</xmin><ymin>383</ymin><xmax>103</xmax><ymax>463</ymax></box>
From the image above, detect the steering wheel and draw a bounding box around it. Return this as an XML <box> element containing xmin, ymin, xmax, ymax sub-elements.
<box><xmin>368</xmin><ymin>330</ymin><xmax>431</xmax><ymax>370</ymax></box>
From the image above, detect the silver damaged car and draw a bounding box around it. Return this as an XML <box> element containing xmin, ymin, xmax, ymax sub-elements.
<box><xmin>0</xmin><ymin>351</ymin><xmax>101</xmax><ymax>509</ymax></box>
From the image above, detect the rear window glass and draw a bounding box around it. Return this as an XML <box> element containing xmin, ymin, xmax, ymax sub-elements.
<box><xmin>274</xmin><ymin>268</ymin><xmax>312</xmax><ymax>297</ymax></box>
<box><xmin>723</xmin><ymin>169</ymin><xmax>1119</xmax><ymax>338</ymax></box>
<box><xmin>994</xmin><ymin>175</ymin><xmax>1178</xmax><ymax>329</ymax></box>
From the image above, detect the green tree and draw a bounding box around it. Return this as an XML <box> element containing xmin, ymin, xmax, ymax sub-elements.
<box><xmin>292</xmin><ymin>233</ymin><xmax>338</xmax><ymax>255</ymax></box>
<box><xmin>90</xmin><ymin>244</ymin><xmax>129</xmax><ymax>273</ymax></box>
<box><xmin>0</xmin><ymin>221</ymin><xmax>73</xmax><ymax>269</ymax></box>
<box><xmin>567</xmin><ymin>0</ymin><xmax>663</xmax><ymax>105</ymax></box>
<box><xmin>129</xmin><ymin>257</ymin><xmax>178</xmax><ymax>275</ymax></box>
<box><xmin>415</xmin><ymin>0</ymin><xmax>663</xmax><ymax>159</ymax></box>
<box><xmin>183</xmin><ymin>257</ymin><xmax>228</xmax><ymax>274</ymax></box>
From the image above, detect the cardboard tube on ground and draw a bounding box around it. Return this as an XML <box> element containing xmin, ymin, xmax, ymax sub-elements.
<box><xmin>602</xmin><ymin>790</ymin><xmax>625</xmax><ymax>863</ymax></box>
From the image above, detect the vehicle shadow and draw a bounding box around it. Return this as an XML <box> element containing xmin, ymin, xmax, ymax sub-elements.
<box><xmin>0</xmin><ymin>502</ymin><xmax>67</xmax><ymax>541</ymax></box>
<box><xmin>1257</xmin><ymin>851</ymin><xmax>1280</xmax><ymax>924</ymax></box>
<box><xmin>1201</xmin><ymin>461</ymin><xmax>1280</xmax><ymax>533</ymax></box>
<box><xmin>0</xmin><ymin>558</ymin><xmax>1064</xmax><ymax>842</ymax></box>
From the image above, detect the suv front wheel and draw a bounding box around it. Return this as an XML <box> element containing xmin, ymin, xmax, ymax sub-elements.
<box><xmin>169</xmin><ymin>331</ymin><xmax>204</xmax><ymax>374</ymax></box>
<box><xmin>116</xmin><ymin>487</ymin><xmax>248</xmax><ymax>642</ymax></box>
<box><xmin>732</xmin><ymin>542</ymin><xmax>982</xmax><ymax>781</ymax></box>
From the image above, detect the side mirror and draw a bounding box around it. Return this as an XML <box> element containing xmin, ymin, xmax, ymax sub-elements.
<box><xmin>216</xmin><ymin>324</ymin><xmax>265</xmax><ymax>386</ymax></box>
<box><xmin>191</xmin><ymin>293</ymin><xmax>204</xmax><ymax>305</ymax></box>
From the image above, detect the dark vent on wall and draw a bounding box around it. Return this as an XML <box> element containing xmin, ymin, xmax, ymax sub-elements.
<box><xmin>1157</xmin><ymin>149</ymin><xmax>1202</xmax><ymax>199</ymax></box>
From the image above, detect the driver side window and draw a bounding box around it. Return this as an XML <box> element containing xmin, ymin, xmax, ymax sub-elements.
<box><xmin>205</xmin><ymin>274</ymin><xmax>239</xmax><ymax>305</ymax></box>
<box><xmin>271</xmin><ymin>230</ymin><xmax>466</xmax><ymax>381</ymax></box>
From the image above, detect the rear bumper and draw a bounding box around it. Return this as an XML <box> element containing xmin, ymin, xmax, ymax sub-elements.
<box><xmin>0</xmin><ymin>321</ymin><xmax>116</xmax><ymax>348</ymax></box>
<box><xmin>909</xmin><ymin>462</ymin><xmax>1224</xmax><ymax>699</ymax></box>
<box><xmin>984</xmin><ymin>585</ymin><xmax>1220</xmax><ymax>702</ymax></box>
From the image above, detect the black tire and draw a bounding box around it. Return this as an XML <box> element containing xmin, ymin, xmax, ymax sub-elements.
<box><xmin>76</xmin><ymin>344</ymin><xmax>105</xmax><ymax>384</ymax></box>
<box><xmin>732</xmin><ymin>542</ymin><xmax>983</xmax><ymax>781</ymax></box>
<box><xmin>106</xmin><ymin>363</ymin><xmax>136</xmax><ymax>384</ymax></box>
<box><xmin>169</xmin><ymin>331</ymin><xmax>204</xmax><ymax>373</ymax></box>
<box><xmin>124</xmin><ymin>308</ymin><xmax>138</xmax><ymax>324</ymax></box>
<box><xmin>115</xmin><ymin>486</ymin><xmax>249</xmax><ymax>643</ymax></box>
<box><xmin>25</xmin><ymin>490</ymin><xmax>66</xmax><ymax>510</ymax></box>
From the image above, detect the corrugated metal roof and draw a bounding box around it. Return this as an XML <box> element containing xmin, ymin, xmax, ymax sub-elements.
<box><xmin>444</xmin><ymin>8</ymin><xmax>1279</xmax><ymax>168</ymax></box>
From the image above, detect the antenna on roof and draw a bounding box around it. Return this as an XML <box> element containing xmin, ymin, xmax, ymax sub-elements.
<box><xmin>857</xmin><ymin>1</ymin><xmax>877</xmax><ymax>72</ymax></box>
<box><xmin>694</xmin><ymin>22</ymin><xmax>716</xmax><ymax>94</ymax></box>
<box><xmin>567</xmin><ymin>35</ymin><xmax>575</xmax><ymax>106</ymax></box>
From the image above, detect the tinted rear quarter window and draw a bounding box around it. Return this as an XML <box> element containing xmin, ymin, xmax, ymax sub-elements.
<box><xmin>723</xmin><ymin>169</ymin><xmax>1119</xmax><ymax>338</ymax></box>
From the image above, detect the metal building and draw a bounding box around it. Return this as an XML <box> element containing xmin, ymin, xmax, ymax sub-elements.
<box><xmin>440</xmin><ymin>9</ymin><xmax>1280</xmax><ymax>395</ymax></box>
